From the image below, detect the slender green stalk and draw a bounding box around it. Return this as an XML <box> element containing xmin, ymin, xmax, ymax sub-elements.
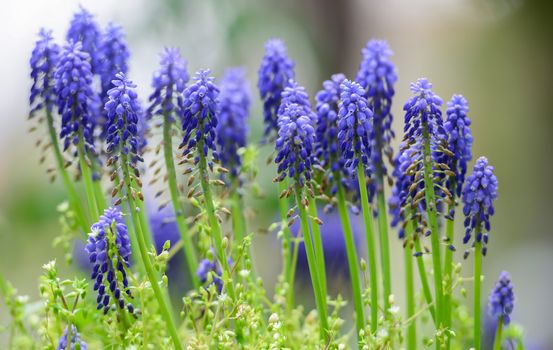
<box><xmin>404</xmin><ymin>244</ymin><xmax>416</xmax><ymax>350</ymax></box>
<box><xmin>91</xmin><ymin>169</ymin><xmax>106</xmax><ymax>213</ymax></box>
<box><xmin>335</xmin><ymin>180</ymin><xmax>365</xmax><ymax>339</ymax></box>
<box><xmin>444</xmin><ymin>189</ymin><xmax>456</xmax><ymax>350</ymax></box>
<box><xmin>307</xmin><ymin>200</ymin><xmax>328</xmax><ymax>300</ymax></box>
<box><xmin>162</xmin><ymin>115</ymin><xmax>199</xmax><ymax>289</ymax></box>
<box><xmin>376</xmin><ymin>189</ymin><xmax>392</xmax><ymax>313</ymax></box>
<box><xmin>421</xmin><ymin>126</ymin><xmax>444</xmax><ymax>331</ymax></box>
<box><xmin>413</xmin><ymin>237</ymin><xmax>437</xmax><ymax>324</ymax></box>
<box><xmin>294</xmin><ymin>185</ymin><xmax>329</xmax><ymax>341</ymax></box>
<box><xmin>197</xmin><ymin>140</ymin><xmax>235</xmax><ymax>299</ymax></box>
<box><xmin>278</xmin><ymin>180</ymin><xmax>294</xmax><ymax>309</ymax></box>
<box><xmin>474</xmin><ymin>241</ymin><xmax>483</xmax><ymax>350</ymax></box>
<box><xmin>45</xmin><ymin>110</ymin><xmax>88</xmax><ymax>232</ymax></box>
<box><xmin>492</xmin><ymin>317</ymin><xmax>503</xmax><ymax>350</ymax></box>
<box><xmin>121</xmin><ymin>155</ymin><xmax>183</xmax><ymax>350</ymax></box>
<box><xmin>356</xmin><ymin>163</ymin><xmax>379</xmax><ymax>333</ymax></box>
<box><xmin>77</xmin><ymin>140</ymin><xmax>99</xmax><ymax>220</ymax></box>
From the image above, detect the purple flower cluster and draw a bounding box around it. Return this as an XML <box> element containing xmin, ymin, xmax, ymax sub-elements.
<box><xmin>98</xmin><ymin>23</ymin><xmax>130</xmax><ymax>100</ymax></box>
<box><xmin>147</xmin><ymin>48</ymin><xmax>189</xmax><ymax>122</ymax></box>
<box><xmin>403</xmin><ymin>78</ymin><xmax>445</xmax><ymax>144</ymax></box>
<box><xmin>356</xmin><ymin>39</ymin><xmax>397</xmax><ymax>175</ymax></box>
<box><xmin>444</xmin><ymin>95</ymin><xmax>473</xmax><ymax>196</ymax></box>
<box><xmin>104</xmin><ymin>73</ymin><xmax>143</xmax><ymax>172</ymax></box>
<box><xmin>29</xmin><ymin>29</ymin><xmax>60</xmax><ymax>117</ymax></box>
<box><xmin>86</xmin><ymin>207</ymin><xmax>134</xmax><ymax>314</ymax></box>
<box><xmin>180</xmin><ymin>70</ymin><xmax>219</xmax><ymax>162</ymax></box>
<box><xmin>462</xmin><ymin>156</ymin><xmax>498</xmax><ymax>255</ymax></box>
<box><xmin>314</xmin><ymin>74</ymin><xmax>346</xmax><ymax>173</ymax></box>
<box><xmin>388</xmin><ymin>143</ymin><xmax>420</xmax><ymax>238</ymax></box>
<box><xmin>216</xmin><ymin>68</ymin><xmax>251</xmax><ymax>177</ymax></box>
<box><xmin>54</xmin><ymin>41</ymin><xmax>96</xmax><ymax>154</ymax></box>
<box><xmin>337</xmin><ymin>80</ymin><xmax>373</xmax><ymax>172</ymax></box>
<box><xmin>488</xmin><ymin>271</ymin><xmax>514</xmax><ymax>324</ymax></box>
<box><xmin>66</xmin><ymin>6</ymin><xmax>101</xmax><ymax>73</ymax></box>
<box><xmin>257</xmin><ymin>39</ymin><xmax>295</xmax><ymax>138</ymax></box>
<box><xmin>56</xmin><ymin>325</ymin><xmax>87</xmax><ymax>350</ymax></box>
<box><xmin>275</xmin><ymin>83</ymin><xmax>315</xmax><ymax>186</ymax></box>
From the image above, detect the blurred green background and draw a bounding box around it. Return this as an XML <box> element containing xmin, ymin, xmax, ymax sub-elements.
<box><xmin>1</xmin><ymin>0</ymin><xmax>552</xmax><ymax>348</ymax></box>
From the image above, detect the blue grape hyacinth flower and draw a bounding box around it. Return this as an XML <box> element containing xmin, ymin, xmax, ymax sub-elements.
<box><xmin>257</xmin><ymin>39</ymin><xmax>295</xmax><ymax>138</ymax></box>
<box><xmin>488</xmin><ymin>271</ymin><xmax>515</xmax><ymax>325</ymax></box>
<box><xmin>277</xmin><ymin>80</ymin><xmax>315</xmax><ymax>122</ymax></box>
<box><xmin>98</xmin><ymin>23</ymin><xmax>130</xmax><ymax>101</ymax></box>
<box><xmin>462</xmin><ymin>156</ymin><xmax>498</xmax><ymax>256</ymax></box>
<box><xmin>216</xmin><ymin>68</ymin><xmax>251</xmax><ymax>177</ymax></box>
<box><xmin>403</xmin><ymin>78</ymin><xmax>445</xmax><ymax>144</ymax></box>
<box><xmin>30</xmin><ymin>28</ymin><xmax>60</xmax><ymax>117</ymax></box>
<box><xmin>56</xmin><ymin>325</ymin><xmax>87</xmax><ymax>350</ymax></box>
<box><xmin>147</xmin><ymin>48</ymin><xmax>189</xmax><ymax>122</ymax></box>
<box><xmin>86</xmin><ymin>207</ymin><xmax>134</xmax><ymax>314</ymax></box>
<box><xmin>444</xmin><ymin>94</ymin><xmax>473</xmax><ymax>196</ymax></box>
<box><xmin>104</xmin><ymin>72</ymin><xmax>143</xmax><ymax>171</ymax></box>
<box><xmin>54</xmin><ymin>41</ymin><xmax>97</xmax><ymax>155</ymax></box>
<box><xmin>337</xmin><ymin>79</ymin><xmax>373</xmax><ymax>173</ymax></box>
<box><xmin>315</xmin><ymin>73</ymin><xmax>346</xmax><ymax>174</ymax></box>
<box><xmin>180</xmin><ymin>69</ymin><xmax>219</xmax><ymax>162</ymax></box>
<box><xmin>66</xmin><ymin>6</ymin><xmax>101</xmax><ymax>73</ymax></box>
<box><xmin>356</xmin><ymin>39</ymin><xmax>397</xmax><ymax>176</ymax></box>
<box><xmin>274</xmin><ymin>103</ymin><xmax>316</xmax><ymax>186</ymax></box>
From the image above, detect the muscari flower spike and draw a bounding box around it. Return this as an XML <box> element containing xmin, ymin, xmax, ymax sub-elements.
<box><xmin>54</xmin><ymin>41</ymin><xmax>96</xmax><ymax>156</ymax></box>
<box><xmin>86</xmin><ymin>207</ymin><xmax>134</xmax><ymax>314</ymax></box>
<box><xmin>66</xmin><ymin>6</ymin><xmax>101</xmax><ymax>73</ymax></box>
<box><xmin>488</xmin><ymin>271</ymin><xmax>515</xmax><ymax>325</ymax></box>
<box><xmin>56</xmin><ymin>325</ymin><xmax>87</xmax><ymax>350</ymax></box>
<box><xmin>389</xmin><ymin>142</ymin><xmax>419</xmax><ymax>239</ymax></box>
<box><xmin>274</xmin><ymin>100</ymin><xmax>316</xmax><ymax>186</ymax></box>
<box><xmin>180</xmin><ymin>69</ymin><xmax>219</xmax><ymax>163</ymax></box>
<box><xmin>258</xmin><ymin>39</ymin><xmax>295</xmax><ymax>138</ymax></box>
<box><xmin>356</xmin><ymin>39</ymin><xmax>397</xmax><ymax>176</ymax></box>
<box><xmin>147</xmin><ymin>48</ymin><xmax>189</xmax><ymax>122</ymax></box>
<box><xmin>444</xmin><ymin>94</ymin><xmax>473</xmax><ymax>196</ymax></box>
<box><xmin>337</xmin><ymin>79</ymin><xmax>373</xmax><ymax>174</ymax></box>
<box><xmin>104</xmin><ymin>72</ymin><xmax>144</xmax><ymax>179</ymax></box>
<box><xmin>216</xmin><ymin>68</ymin><xmax>251</xmax><ymax>177</ymax></box>
<box><xmin>98</xmin><ymin>23</ymin><xmax>130</xmax><ymax>101</ymax></box>
<box><xmin>30</xmin><ymin>28</ymin><xmax>60</xmax><ymax>117</ymax></box>
<box><xmin>462</xmin><ymin>156</ymin><xmax>498</xmax><ymax>256</ymax></box>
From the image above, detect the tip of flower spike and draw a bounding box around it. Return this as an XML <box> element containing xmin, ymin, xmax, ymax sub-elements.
<box><xmin>265</xmin><ymin>38</ymin><xmax>288</xmax><ymax>55</ymax></box>
<box><xmin>447</xmin><ymin>94</ymin><xmax>469</xmax><ymax>112</ymax></box>
<box><xmin>409</xmin><ymin>78</ymin><xmax>433</xmax><ymax>94</ymax></box>
<box><xmin>362</xmin><ymin>39</ymin><xmax>393</xmax><ymax>58</ymax></box>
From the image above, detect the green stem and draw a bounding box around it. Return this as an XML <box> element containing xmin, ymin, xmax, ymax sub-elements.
<box><xmin>294</xmin><ymin>185</ymin><xmax>329</xmax><ymax>341</ymax></box>
<box><xmin>45</xmin><ymin>110</ymin><xmax>88</xmax><ymax>232</ymax></box>
<box><xmin>307</xmin><ymin>200</ymin><xmax>328</xmax><ymax>300</ymax></box>
<box><xmin>444</xmin><ymin>191</ymin><xmax>456</xmax><ymax>349</ymax></box>
<box><xmin>197</xmin><ymin>141</ymin><xmax>235</xmax><ymax>299</ymax></box>
<box><xmin>356</xmin><ymin>162</ymin><xmax>379</xmax><ymax>333</ymax></box>
<box><xmin>474</xmin><ymin>241</ymin><xmax>482</xmax><ymax>350</ymax></box>
<box><xmin>421</xmin><ymin>126</ymin><xmax>444</xmax><ymax>331</ymax></box>
<box><xmin>376</xmin><ymin>188</ymin><xmax>392</xmax><ymax>313</ymax></box>
<box><xmin>163</xmin><ymin>115</ymin><xmax>199</xmax><ymax>289</ymax></box>
<box><xmin>278</xmin><ymin>180</ymin><xmax>294</xmax><ymax>310</ymax></box>
<box><xmin>413</xmin><ymin>237</ymin><xmax>437</xmax><ymax>324</ymax></box>
<box><xmin>77</xmin><ymin>140</ymin><xmax>99</xmax><ymax>220</ymax></box>
<box><xmin>121</xmin><ymin>156</ymin><xmax>183</xmax><ymax>350</ymax></box>
<box><xmin>335</xmin><ymin>180</ymin><xmax>365</xmax><ymax>340</ymax></box>
<box><xmin>492</xmin><ymin>317</ymin><xmax>503</xmax><ymax>350</ymax></box>
<box><xmin>405</xmin><ymin>244</ymin><xmax>416</xmax><ymax>350</ymax></box>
